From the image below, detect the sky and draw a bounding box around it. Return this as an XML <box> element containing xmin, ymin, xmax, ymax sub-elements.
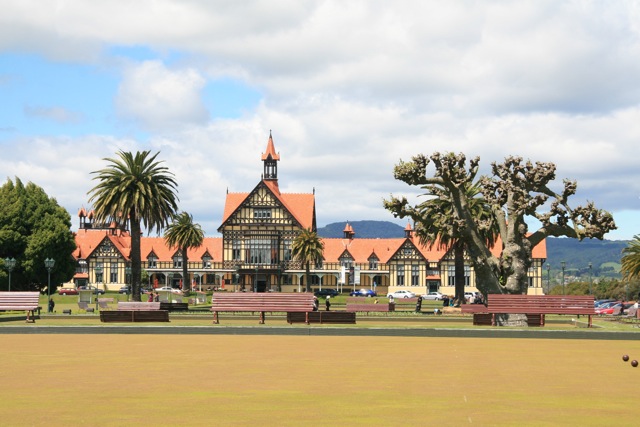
<box><xmin>1</xmin><ymin>0</ymin><xmax>639</xmax><ymax>241</ymax></box>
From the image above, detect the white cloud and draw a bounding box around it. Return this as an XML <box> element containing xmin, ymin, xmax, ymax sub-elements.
<box><xmin>115</xmin><ymin>60</ymin><xmax>208</xmax><ymax>130</ymax></box>
<box><xmin>2</xmin><ymin>0</ymin><xmax>640</xmax><ymax>239</ymax></box>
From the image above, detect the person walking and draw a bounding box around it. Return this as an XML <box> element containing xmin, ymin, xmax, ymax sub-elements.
<box><xmin>325</xmin><ymin>296</ymin><xmax>331</xmax><ymax>311</ymax></box>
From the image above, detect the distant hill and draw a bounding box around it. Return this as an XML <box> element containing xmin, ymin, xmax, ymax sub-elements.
<box><xmin>317</xmin><ymin>221</ymin><xmax>628</xmax><ymax>277</ymax></box>
<box><xmin>317</xmin><ymin>221</ymin><xmax>406</xmax><ymax>238</ymax></box>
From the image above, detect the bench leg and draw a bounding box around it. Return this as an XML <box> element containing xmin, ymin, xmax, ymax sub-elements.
<box><xmin>259</xmin><ymin>312</ymin><xmax>265</xmax><ymax>324</ymax></box>
<box><xmin>305</xmin><ymin>312</ymin><xmax>309</xmax><ymax>325</ymax></box>
<box><xmin>541</xmin><ymin>314</ymin><xmax>545</xmax><ymax>327</ymax></box>
<box><xmin>212</xmin><ymin>311</ymin><xmax>219</xmax><ymax>324</ymax></box>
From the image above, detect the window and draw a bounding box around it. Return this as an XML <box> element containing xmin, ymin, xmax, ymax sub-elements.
<box><xmin>76</xmin><ymin>260</ymin><xmax>88</xmax><ymax>274</ymax></box>
<box><xmin>254</xmin><ymin>208</ymin><xmax>271</xmax><ymax>219</ymax></box>
<box><xmin>340</xmin><ymin>253</ymin><xmax>354</xmax><ymax>270</ymax></box>
<box><xmin>173</xmin><ymin>252</ymin><xmax>183</xmax><ymax>269</ymax></box>
<box><xmin>411</xmin><ymin>265</ymin><xmax>419</xmax><ymax>286</ymax></box>
<box><xmin>283</xmin><ymin>239</ymin><xmax>292</xmax><ymax>262</ymax></box>
<box><xmin>368</xmin><ymin>256</ymin><xmax>379</xmax><ymax>270</ymax></box>
<box><xmin>232</xmin><ymin>239</ymin><xmax>241</xmax><ymax>261</ymax></box>
<box><xmin>397</xmin><ymin>265</ymin><xmax>405</xmax><ymax>286</ymax></box>
<box><xmin>110</xmin><ymin>263</ymin><xmax>118</xmax><ymax>283</ymax></box>
<box><xmin>147</xmin><ymin>254</ymin><xmax>157</xmax><ymax>268</ymax></box>
<box><xmin>448</xmin><ymin>265</ymin><xmax>471</xmax><ymax>286</ymax></box>
<box><xmin>247</xmin><ymin>236</ymin><xmax>279</xmax><ymax>265</ymax></box>
<box><xmin>203</xmin><ymin>255</ymin><xmax>212</xmax><ymax>268</ymax></box>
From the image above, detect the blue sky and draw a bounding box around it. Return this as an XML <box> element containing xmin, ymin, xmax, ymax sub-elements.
<box><xmin>1</xmin><ymin>0</ymin><xmax>639</xmax><ymax>242</ymax></box>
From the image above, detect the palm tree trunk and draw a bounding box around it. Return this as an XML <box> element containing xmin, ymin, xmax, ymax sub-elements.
<box><xmin>182</xmin><ymin>246</ymin><xmax>190</xmax><ymax>296</ymax></box>
<box><xmin>130</xmin><ymin>216</ymin><xmax>142</xmax><ymax>302</ymax></box>
<box><xmin>305</xmin><ymin>261</ymin><xmax>311</xmax><ymax>293</ymax></box>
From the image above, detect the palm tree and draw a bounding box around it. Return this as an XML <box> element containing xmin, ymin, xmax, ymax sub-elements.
<box><xmin>622</xmin><ymin>235</ymin><xmax>640</xmax><ymax>282</ymax></box>
<box><xmin>88</xmin><ymin>150</ymin><xmax>178</xmax><ymax>301</ymax></box>
<box><xmin>292</xmin><ymin>228</ymin><xmax>324</xmax><ymax>292</ymax></box>
<box><xmin>164</xmin><ymin>212</ymin><xmax>204</xmax><ymax>296</ymax></box>
<box><xmin>413</xmin><ymin>182</ymin><xmax>497</xmax><ymax>305</ymax></box>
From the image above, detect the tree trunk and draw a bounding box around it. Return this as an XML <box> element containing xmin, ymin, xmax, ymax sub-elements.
<box><xmin>305</xmin><ymin>262</ymin><xmax>311</xmax><ymax>293</ymax></box>
<box><xmin>182</xmin><ymin>246</ymin><xmax>190</xmax><ymax>297</ymax></box>
<box><xmin>453</xmin><ymin>241</ymin><xmax>466</xmax><ymax>306</ymax></box>
<box><xmin>130</xmin><ymin>216</ymin><xmax>142</xmax><ymax>302</ymax></box>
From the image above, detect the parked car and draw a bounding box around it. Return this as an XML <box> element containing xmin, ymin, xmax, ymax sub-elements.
<box><xmin>465</xmin><ymin>292</ymin><xmax>480</xmax><ymax>301</ymax></box>
<box><xmin>422</xmin><ymin>291</ymin><xmax>445</xmax><ymax>300</ymax></box>
<box><xmin>387</xmin><ymin>290</ymin><xmax>416</xmax><ymax>299</ymax></box>
<box><xmin>349</xmin><ymin>288</ymin><xmax>377</xmax><ymax>297</ymax></box>
<box><xmin>155</xmin><ymin>286</ymin><xmax>182</xmax><ymax>294</ymax></box>
<box><xmin>118</xmin><ymin>286</ymin><xmax>131</xmax><ymax>294</ymax></box>
<box><xmin>58</xmin><ymin>287</ymin><xmax>79</xmax><ymax>295</ymax></box>
<box><xmin>78</xmin><ymin>285</ymin><xmax>105</xmax><ymax>295</ymax></box>
<box><xmin>314</xmin><ymin>288</ymin><xmax>339</xmax><ymax>297</ymax></box>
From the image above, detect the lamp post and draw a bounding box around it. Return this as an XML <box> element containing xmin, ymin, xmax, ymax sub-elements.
<box><xmin>45</xmin><ymin>258</ymin><xmax>55</xmax><ymax>313</ymax></box>
<box><xmin>589</xmin><ymin>263</ymin><xmax>593</xmax><ymax>295</ymax></box>
<box><xmin>4</xmin><ymin>257</ymin><xmax>16</xmax><ymax>292</ymax></box>
<box><xmin>94</xmin><ymin>264</ymin><xmax>103</xmax><ymax>311</ymax></box>
<box><xmin>546</xmin><ymin>264</ymin><xmax>551</xmax><ymax>292</ymax></box>
<box><xmin>561</xmin><ymin>261</ymin><xmax>566</xmax><ymax>295</ymax></box>
<box><xmin>234</xmin><ymin>266</ymin><xmax>240</xmax><ymax>293</ymax></box>
<box><xmin>254</xmin><ymin>266</ymin><xmax>259</xmax><ymax>293</ymax></box>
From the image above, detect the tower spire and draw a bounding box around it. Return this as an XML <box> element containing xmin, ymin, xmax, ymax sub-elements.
<box><xmin>261</xmin><ymin>131</ymin><xmax>280</xmax><ymax>181</ymax></box>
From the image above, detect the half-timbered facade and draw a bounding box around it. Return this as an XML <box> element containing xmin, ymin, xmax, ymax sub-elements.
<box><xmin>71</xmin><ymin>133</ymin><xmax>547</xmax><ymax>296</ymax></box>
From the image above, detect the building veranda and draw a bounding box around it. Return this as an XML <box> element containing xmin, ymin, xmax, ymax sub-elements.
<box><xmin>72</xmin><ymin>134</ymin><xmax>547</xmax><ymax>297</ymax></box>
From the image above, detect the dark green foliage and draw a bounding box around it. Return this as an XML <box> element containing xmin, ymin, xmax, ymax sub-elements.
<box><xmin>0</xmin><ymin>178</ymin><xmax>77</xmax><ymax>291</ymax></box>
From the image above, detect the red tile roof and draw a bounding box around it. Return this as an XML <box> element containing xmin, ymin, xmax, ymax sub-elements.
<box><xmin>220</xmin><ymin>182</ymin><xmax>316</xmax><ymax>231</ymax></box>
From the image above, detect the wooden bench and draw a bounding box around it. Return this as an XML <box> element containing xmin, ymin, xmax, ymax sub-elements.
<box><xmin>486</xmin><ymin>294</ymin><xmax>595</xmax><ymax>327</ymax></box>
<box><xmin>78</xmin><ymin>301</ymin><xmax>95</xmax><ymax>313</ymax></box>
<box><xmin>287</xmin><ymin>311</ymin><xmax>356</xmax><ymax>324</ymax></box>
<box><xmin>211</xmin><ymin>293</ymin><xmax>315</xmax><ymax>324</ymax></box>
<box><xmin>392</xmin><ymin>297</ymin><xmax>422</xmax><ymax>312</ymax></box>
<box><xmin>100</xmin><ymin>302</ymin><xmax>169</xmax><ymax>322</ymax></box>
<box><xmin>98</xmin><ymin>298</ymin><xmax>114</xmax><ymax>310</ymax></box>
<box><xmin>159</xmin><ymin>302</ymin><xmax>189</xmax><ymax>312</ymax></box>
<box><xmin>346</xmin><ymin>303</ymin><xmax>390</xmax><ymax>313</ymax></box>
<box><xmin>0</xmin><ymin>291</ymin><xmax>40</xmax><ymax>323</ymax></box>
<box><xmin>460</xmin><ymin>304</ymin><xmax>491</xmax><ymax>325</ymax></box>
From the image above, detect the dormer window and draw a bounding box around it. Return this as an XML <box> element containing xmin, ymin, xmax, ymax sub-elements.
<box><xmin>203</xmin><ymin>255</ymin><xmax>212</xmax><ymax>268</ymax></box>
<box><xmin>368</xmin><ymin>255</ymin><xmax>379</xmax><ymax>270</ymax></box>
<box><xmin>147</xmin><ymin>254</ymin><xmax>157</xmax><ymax>268</ymax></box>
<box><xmin>173</xmin><ymin>252</ymin><xmax>183</xmax><ymax>269</ymax></box>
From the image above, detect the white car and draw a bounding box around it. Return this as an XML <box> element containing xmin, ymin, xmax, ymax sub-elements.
<box><xmin>465</xmin><ymin>292</ymin><xmax>479</xmax><ymax>301</ymax></box>
<box><xmin>422</xmin><ymin>291</ymin><xmax>445</xmax><ymax>300</ymax></box>
<box><xmin>387</xmin><ymin>290</ymin><xmax>417</xmax><ymax>299</ymax></box>
<box><xmin>155</xmin><ymin>286</ymin><xmax>182</xmax><ymax>294</ymax></box>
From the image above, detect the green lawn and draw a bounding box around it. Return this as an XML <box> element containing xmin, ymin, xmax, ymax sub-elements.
<box><xmin>1</xmin><ymin>334</ymin><xmax>639</xmax><ymax>426</ymax></box>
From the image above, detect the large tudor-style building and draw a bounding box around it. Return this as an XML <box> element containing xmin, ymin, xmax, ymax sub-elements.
<box><xmin>72</xmin><ymin>134</ymin><xmax>547</xmax><ymax>296</ymax></box>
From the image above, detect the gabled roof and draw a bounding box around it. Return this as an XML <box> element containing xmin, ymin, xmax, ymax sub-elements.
<box><xmin>219</xmin><ymin>181</ymin><xmax>315</xmax><ymax>231</ymax></box>
<box><xmin>73</xmin><ymin>228</ymin><xmax>131</xmax><ymax>260</ymax></box>
<box><xmin>141</xmin><ymin>237</ymin><xmax>223</xmax><ymax>261</ymax></box>
<box><xmin>322</xmin><ymin>238</ymin><xmax>408</xmax><ymax>264</ymax></box>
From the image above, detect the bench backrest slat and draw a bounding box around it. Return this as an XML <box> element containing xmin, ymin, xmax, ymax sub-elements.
<box><xmin>0</xmin><ymin>291</ymin><xmax>40</xmax><ymax>309</ymax></box>
<box><xmin>118</xmin><ymin>302</ymin><xmax>162</xmax><ymax>311</ymax></box>
<box><xmin>211</xmin><ymin>293</ymin><xmax>315</xmax><ymax>312</ymax></box>
<box><xmin>486</xmin><ymin>294</ymin><xmax>595</xmax><ymax>314</ymax></box>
